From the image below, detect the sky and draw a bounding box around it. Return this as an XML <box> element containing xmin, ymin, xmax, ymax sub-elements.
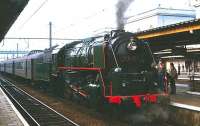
<box><xmin>0</xmin><ymin>0</ymin><xmax>193</xmax><ymax>57</ymax></box>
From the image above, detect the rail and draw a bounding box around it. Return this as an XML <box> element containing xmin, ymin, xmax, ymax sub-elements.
<box><xmin>0</xmin><ymin>78</ymin><xmax>79</xmax><ymax>126</ymax></box>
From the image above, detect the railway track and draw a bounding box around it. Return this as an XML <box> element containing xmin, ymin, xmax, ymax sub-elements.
<box><xmin>0</xmin><ymin>78</ymin><xmax>79</xmax><ymax>126</ymax></box>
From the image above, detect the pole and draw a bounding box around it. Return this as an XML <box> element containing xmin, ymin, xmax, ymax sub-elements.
<box><xmin>49</xmin><ymin>22</ymin><xmax>52</xmax><ymax>48</ymax></box>
<box><xmin>17</xmin><ymin>43</ymin><xmax>18</xmax><ymax>58</ymax></box>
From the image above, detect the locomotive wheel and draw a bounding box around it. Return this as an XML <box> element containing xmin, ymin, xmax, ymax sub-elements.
<box><xmin>84</xmin><ymin>95</ymin><xmax>97</xmax><ymax>108</ymax></box>
<box><xmin>30</xmin><ymin>81</ymin><xmax>35</xmax><ymax>87</ymax></box>
<box><xmin>64</xmin><ymin>87</ymin><xmax>74</xmax><ymax>100</ymax></box>
<box><xmin>79</xmin><ymin>95</ymin><xmax>103</xmax><ymax>110</ymax></box>
<box><xmin>66</xmin><ymin>88</ymin><xmax>81</xmax><ymax>103</ymax></box>
<box><xmin>49</xmin><ymin>80</ymin><xmax>55</xmax><ymax>93</ymax></box>
<box><xmin>73</xmin><ymin>92</ymin><xmax>82</xmax><ymax>103</ymax></box>
<box><xmin>94</xmin><ymin>97</ymin><xmax>110</xmax><ymax>113</ymax></box>
<box><xmin>49</xmin><ymin>76</ymin><xmax>58</xmax><ymax>94</ymax></box>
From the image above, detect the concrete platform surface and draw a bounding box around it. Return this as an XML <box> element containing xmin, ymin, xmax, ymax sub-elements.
<box><xmin>0</xmin><ymin>88</ymin><xmax>29</xmax><ymax>126</ymax></box>
<box><xmin>170</xmin><ymin>82</ymin><xmax>200</xmax><ymax>108</ymax></box>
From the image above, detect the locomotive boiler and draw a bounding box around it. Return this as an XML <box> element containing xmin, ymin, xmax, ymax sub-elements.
<box><xmin>55</xmin><ymin>30</ymin><xmax>168</xmax><ymax>108</ymax></box>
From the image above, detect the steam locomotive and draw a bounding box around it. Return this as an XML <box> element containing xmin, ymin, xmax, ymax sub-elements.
<box><xmin>55</xmin><ymin>30</ymin><xmax>169</xmax><ymax>108</ymax></box>
<box><xmin>0</xmin><ymin>30</ymin><xmax>169</xmax><ymax>109</ymax></box>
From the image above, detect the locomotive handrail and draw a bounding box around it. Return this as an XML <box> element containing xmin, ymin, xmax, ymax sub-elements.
<box><xmin>58</xmin><ymin>66</ymin><xmax>102</xmax><ymax>71</ymax></box>
<box><xmin>112</xmin><ymin>72</ymin><xmax>144</xmax><ymax>75</ymax></box>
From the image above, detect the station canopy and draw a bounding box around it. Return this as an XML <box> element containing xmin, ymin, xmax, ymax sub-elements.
<box><xmin>0</xmin><ymin>0</ymin><xmax>29</xmax><ymax>42</ymax></box>
<box><xmin>134</xmin><ymin>19</ymin><xmax>200</xmax><ymax>52</ymax></box>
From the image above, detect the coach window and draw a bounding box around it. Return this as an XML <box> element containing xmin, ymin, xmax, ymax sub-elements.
<box><xmin>16</xmin><ymin>62</ymin><xmax>24</xmax><ymax>70</ymax></box>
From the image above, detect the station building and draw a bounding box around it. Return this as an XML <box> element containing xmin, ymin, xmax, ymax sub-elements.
<box><xmin>125</xmin><ymin>3</ymin><xmax>200</xmax><ymax>76</ymax></box>
<box><xmin>132</xmin><ymin>18</ymin><xmax>200</xmax><ymax>77</ymax></box>
<box><xmin>125</xmin><ymin>7</ymin><xmax>196</xmax><ymax>33</ymax></box>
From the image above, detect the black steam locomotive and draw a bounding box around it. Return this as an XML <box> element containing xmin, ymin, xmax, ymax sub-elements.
<box><xmin>0</xmin><ymin>30</ymin><xmax>169</xmax><ymax>109</ymax></box>
<box><xmin>56</xmin><ymin>30</ymin><xmax>169</xmax><ymax>108</ymax></box>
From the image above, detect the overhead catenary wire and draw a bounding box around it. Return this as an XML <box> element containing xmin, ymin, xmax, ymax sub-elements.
<box><xmin>3</xmin><ymin>37</ymin><xmax>82</xmax><ymax>41</ymax></box>
<box><xmin>19</xmin><ymin>0</ymin><xmax>49</xmax><ymax>29</ymax></box>
<box><xmin>55</xmin><ymin>8</ymin><xmax>110</xmax><ymax>33</ymax></box>
<box><xmin>1</xmin><ymin>37</ymin><xmax>81</xmax><ymax>51</ymax></box>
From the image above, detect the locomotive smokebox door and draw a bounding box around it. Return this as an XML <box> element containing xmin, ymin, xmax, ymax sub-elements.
<box><xmin>93</xmin><ymin>44</ymin><xmax>105</xmax><ymax>68</ymax></box>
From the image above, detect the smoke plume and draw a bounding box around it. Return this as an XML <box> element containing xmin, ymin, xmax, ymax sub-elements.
<box><xmin>128</xmin><ymin>105</ymin><xmax>169</xmax><ymax>125</ymax></box>
<box><xmin>116</xmin><ymin>0</ymin><xmax>134</xmax><ymax>30</ymax></box>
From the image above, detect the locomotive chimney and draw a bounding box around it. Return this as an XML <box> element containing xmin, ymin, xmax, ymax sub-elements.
<box><xmin>116</xmin><ymin>0</ymin><xmax>134</xmax><ymax>30</ymax></box>
<box><xmin>110</xmin><ymin>29</ymin><xmax>125</xmax><ymax>38</ymax></box>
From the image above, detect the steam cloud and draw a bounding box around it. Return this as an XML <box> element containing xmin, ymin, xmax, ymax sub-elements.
<box><xmin>116</xmin><ymin>0</ymin><xmax>134</xmax><ymax>30</ymax></box>
<box><xmin>128</xmin><ymin>105</ymin><xmax>169</xmax><ymax>125</ymax></box>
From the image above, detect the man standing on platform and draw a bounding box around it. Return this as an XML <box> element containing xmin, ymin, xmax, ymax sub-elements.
<box><xmin>178</xmin><ymin>64</ymin><xmax>181</xmax><ymax>75</ymax></box>
<box><xmin>168</xmin><ymin>63</ymin><xmax>177</xmax><ymax>94</ymax></box>
<box><xmin>158</xmin><ymin>60</ymin><xmax>166</xmax><ymax>91</ymax></box>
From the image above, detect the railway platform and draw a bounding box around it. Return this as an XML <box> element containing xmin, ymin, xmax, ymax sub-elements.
<box><xmin>0</xmin><ymin>87</ymin><xmax>28</xmax><ymax>126</ymax></box>
<box><xmin>171</xmin><ymin>78</ymin><xmax>200</xmax><ymax>108</ymax></box>
<box><xmin>171</xmin><ymin>88</ymin><xmax>200</xmax><ymax>108</ymax></box>
<box><xmin>169</xmin><ymin>80</ymin><xmax>200</xmax><ymax>126</ymax></box>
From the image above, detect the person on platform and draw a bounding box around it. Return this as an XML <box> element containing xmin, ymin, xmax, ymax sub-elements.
<box><xmin>168</xmin><ymin>63</ymin><xmax>177</xmax><ymax>94</ymax></box>
<box><xmin>182</xmin><ymin>64</ymin><xmax>184</xmax><ymax>72</ymax></box>
<box><xmin>178</xmin><ymin>64</ymin><xmax>181</xmax><ymax>75</ymax></box>
<box><xmin>158</xmin><ymin>60</ymin><xmax>166</xmax><ymax>91</ymax></box>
